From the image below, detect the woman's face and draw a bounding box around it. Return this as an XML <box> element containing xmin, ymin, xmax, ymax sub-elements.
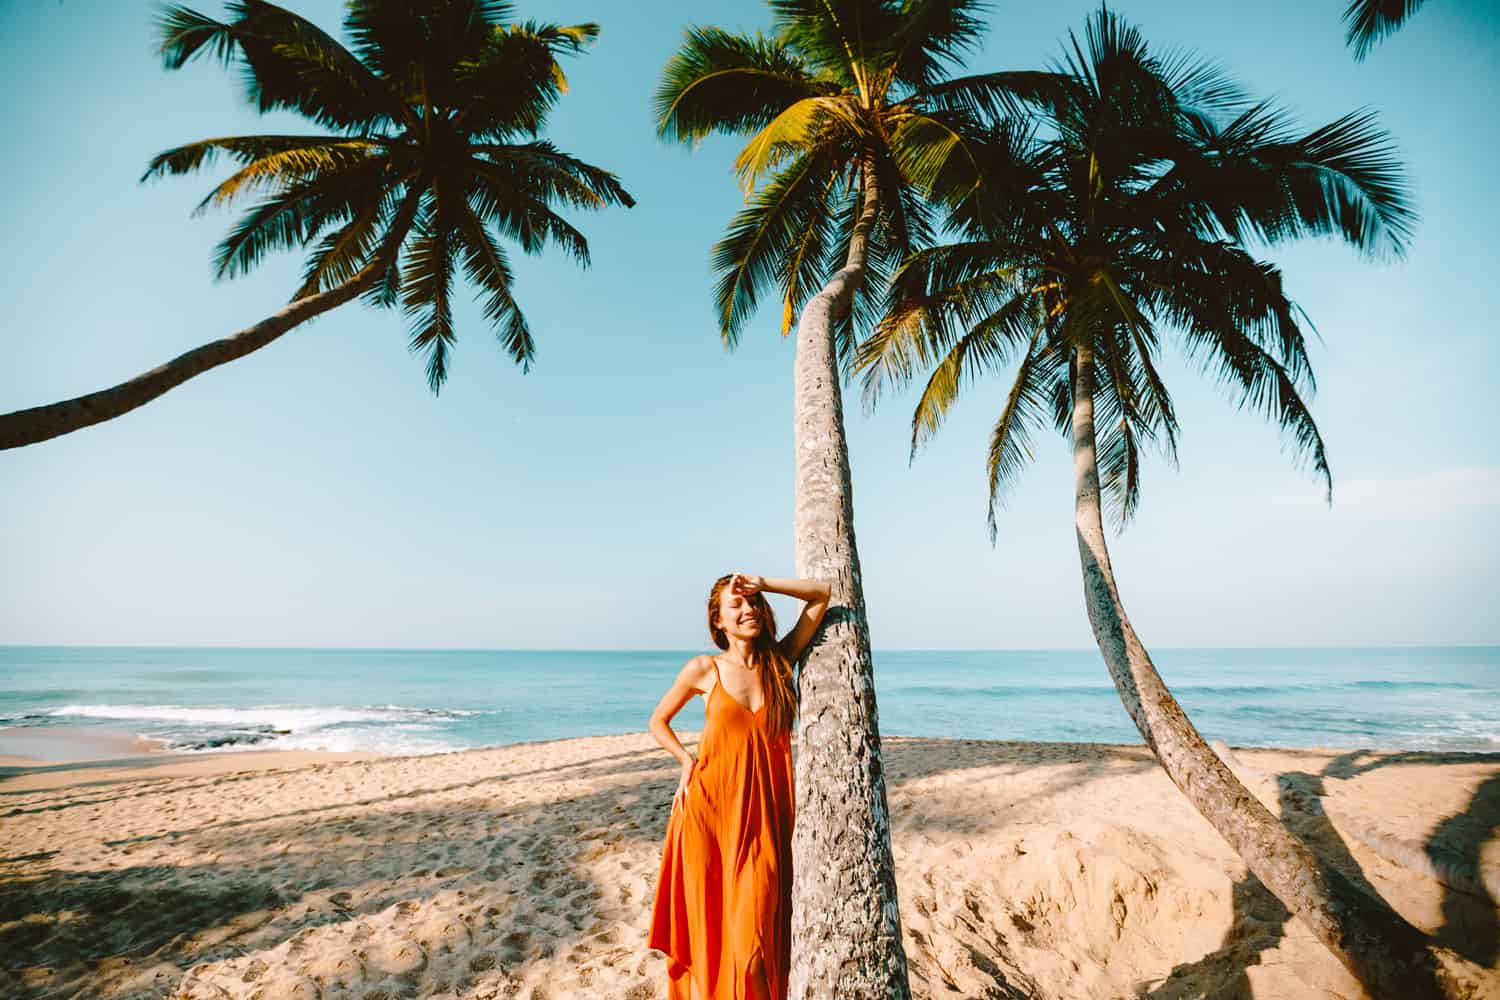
<box><xmin>717</xmin><ymin>586</ymin><xmax>764</xmax><ymax>642</ymax></box>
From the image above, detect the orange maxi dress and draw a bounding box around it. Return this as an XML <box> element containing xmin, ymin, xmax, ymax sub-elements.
<box><xmin>649</xmin><ymin>655</ymin><xmax>796</xmax><ymax>1000</ymax></box>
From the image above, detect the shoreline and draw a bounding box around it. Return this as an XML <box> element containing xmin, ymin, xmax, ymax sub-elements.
<box><xmin>0</xmin><ymin>724</ymin><xmax>375</xmax><ymax>793</ymax></box>
<box><xmin>2</xmin><ymin>732</ymin><xmax>1496</xmax><ymax>998</ymax></box>
<box><xmin>6</xmin><ymin>726</ymin><xmax>1500</xmax><ymax>792</ymax></box>
<box><xmin>7</xmin><ymin>723</ymin><xmax>1500</xmax><ymax>767</ymax></box>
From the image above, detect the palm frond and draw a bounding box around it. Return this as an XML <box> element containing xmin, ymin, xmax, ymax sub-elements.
<box><xmin>225</xmin><ymin>0</ymin><xmax>410</xmax><ymax>131</ymax></box>
<box><xmin>655</xmin><ymin>27</ymin><xmax>823</xmax><ymax>144</ymax></box>
<box><xmin>402</xmin><ymin>191</ymin><xmax>460</xmax><ymax>393</ymax></box>
<box><xmin>778</xmin><ymin>172</ymin><xmax>841</xmax><ymax>336</ymax></box>
<box><xmin>294</xmin><ymin>186</ymin><xmax>390</xmax><ymax>300</ymax></box>
<box><xmin>1165</xmin><ymin>101</ymin><xmax>1416</xmax><ymax>258</ymax></box>
<box><xmin>938</xmin><ymin>119</ymin><xmax>1053</xmax><ymax>242</ymax></box>
<box><xmin>769</xmin><ymin>0</ymin><xmax>895</xmax><ymax>97</ymax></box>
<box><xmin>1170</xmin><ymin>284</ymin><xmax>1332</xmax><ymax>499</ymax></box>
<box><xmin>455</xmin><ymin>20</ymin><xmax>599</xmax><ymax>138</ymax></box>
<box><xmin>856</xmin><ymin>262</ymin><xmax>1026</xmax><ymax>409</ymax></box>
<box><xmin>916</xmin><ymin>68</ymin><xmax>1056</xmax><ymax>126</ymax></box>
<box><xmin>1119</xmin><ymin>316</ymin><xmax>1180</xmax><ymax>470</ymax></box>
<box><xmin>1152</xmin><ymin>45</ymin><xmax>1247</xmax><ymax>122</ymax></box>
<box><xmin>156</xmin><ymin>4</ymin><xmax>237</xmax><ymax>68</ymax></box>
<box><xmin>455</xmin><ymin>202</ymin><xmax>535</xmax><ymax>371</ymax></box>
<box><xmin>984</xmin><ymin>332</ymin><xmax>1063</xmax><ymax>545</ymax></box>
<box><xmin>1141</xmin><ymin>235</ymin><xmax>1317</xmax><ymax>393</ymax></box>
<box><xmin>908</xmin><ymin>287</ymin><xmax>1044</xmax><ymax>456</ymax></box>
<box><xmin>709</xmin><ymin>151</ymin><xmax>843</xmax><ymax>348</ymax></box>
<box><xmin>191</xmin><ymin>142</ymin><xmax>386</xmax><ymax>214</ymax></box>
<box><xmin>1344</xmin><ymin>0</ymin><xmax>1426</xmax><ymax>60</ymax></box>
<box><xmin>210</xmin><ymin>158</ymin><xmax>389</xmax><ymax>279</ymax></box>
<box><xmin>471</xmin><ymin>142</ymin><xmax>635</xmax><ymax>210</ymax></box>
<box><xmin>889</xmin><ymin>110</ymin><xmax>983</xmax><ymax>200</ymax></box>
<box><xmin>1278</xmin><ymin>107</ymin><xmax>1417</xmax><ymax>257</ymax></box>
<box><xmin>141</xmin><ymin>134</ymin><xmax>373</xmax><ymax>182</ymax></box>
<box><xmin>734</xmin><ymin>96</ymin><xmax>864</xmax><ymax>194</ymax></box>
<box><xmin>468</xmin><ymin>163</ymin><xmax>591</xmax><ymax>264</ymax></box>
<box><xmin>887</xmin><ymin>0</ymin><xmax>989</xmax><ymax>89</ymax></box>
<box><xmin>1090</xmin><ymin>324</ymin><xmax>1152</xmax><ymax>527</ymax></box>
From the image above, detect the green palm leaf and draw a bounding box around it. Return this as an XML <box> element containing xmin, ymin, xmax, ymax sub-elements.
<box><xmin>402</xmin><ymin>192</ymin><xmax>459</xmax><ymax>392</ymax></box>
<box><xmin>656</xmin><ymin>27</ymin><xmax>826</xmax><ymax>144</ymax></box>
<box><xmin>907</xmin><ymin>286</ymin><xmax>1043</xmax><ymax>456</ymax></box>
<box><xmin>455</xmin><ymin>202</ymin><xmax>535</xmax><ymax>372</ymax></box>
<box><xmin>984</xmin><ymin>332</ymin><xmax>1064</xmax><ymax>544</ymax></box>
<box><xmin>710</xmin><ymin>151</ymin><xmax>844</xmax><ymax>347</ymax></box>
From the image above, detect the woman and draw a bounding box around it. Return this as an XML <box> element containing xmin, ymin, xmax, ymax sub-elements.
<box><xmin>647</xmin><ymin>572</ymin><xmax>832</xmax><ymax>1000</ymax></box>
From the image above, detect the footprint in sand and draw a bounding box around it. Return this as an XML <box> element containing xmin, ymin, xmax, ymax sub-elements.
<box><xmin>499</xmin><ymin>928</ymin><xmax>530</xmax><ymax>962</ymax></box>
<box><xmin>563</xmin><ymin>886</ymin><xmax>595</xmax><ymax>913</ymax></box>
<box><xmin>416</xmin><ymin>913</ymin><xmax>474</xmax><ymax>952</ymax></box>
<box><xmin>373</xmin><ymin>937</ymin><xmax>428</xmax><ymax>977</ymax></box>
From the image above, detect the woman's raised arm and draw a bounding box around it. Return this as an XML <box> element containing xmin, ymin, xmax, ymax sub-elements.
<box><xmin>746</xmin><ymin>575</ymin><xmax>831</xmax><ymax>664</ymax></box>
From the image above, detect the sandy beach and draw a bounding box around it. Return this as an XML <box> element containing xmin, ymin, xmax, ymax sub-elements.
<box><xmin>1</xmin><ymin>733</ymin><xmax>1496</xmax><ymax>999</ymax></box>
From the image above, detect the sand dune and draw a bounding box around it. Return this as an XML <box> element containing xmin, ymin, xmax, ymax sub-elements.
<box><xmin>1</xmin><ymin>734</ymin><xmax>1496</xmax><ymax>999</ymax></box>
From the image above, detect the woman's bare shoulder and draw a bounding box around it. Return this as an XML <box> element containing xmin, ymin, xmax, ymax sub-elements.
<box><xmin>680</xmin><ymin>654</ymin><xmax>715</xmax><ymax>695</ymax></box>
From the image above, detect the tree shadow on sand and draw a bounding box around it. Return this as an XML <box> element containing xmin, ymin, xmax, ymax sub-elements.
<box><xmin>1323</xmin><ymin>750</ymin><xmax>1500</xmax><ymax>967</ymax></box>
<box><xmin>1142</xmin><ymin>748</ymin><xmax>1500</xmax><ymax>999</ymax></box>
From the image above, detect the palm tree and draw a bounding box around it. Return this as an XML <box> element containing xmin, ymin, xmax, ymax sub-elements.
<box><xmin>0</xmin><ymin>0</ymin><xmax>632</xmax><ymax>451</ymax></box>
<box><xmin>855</xmin><ymin>8</ymin><xmax>1466</xmax><ymax>997</ymax></box>
<box><xmin>654</xmin><ymin>1</ymin><xmax>1035</xmax><ymax>994</ymax></box>
<box><xmin>1344</xmin><ymin>0</ymin><xmax>1427</xmax><ymax>59</ymax></box>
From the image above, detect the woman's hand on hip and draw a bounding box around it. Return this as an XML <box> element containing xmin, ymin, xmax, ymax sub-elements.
<box><xmin>673</xmin><ymin>756</ymin><xmax>697</xmax><ymax>812</ymax></box>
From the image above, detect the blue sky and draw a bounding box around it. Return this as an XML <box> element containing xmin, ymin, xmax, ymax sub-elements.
<box><xmin>1</xmin><ymin>0</ymin><xmax>1496</xmax><ymax>649</ymax></box>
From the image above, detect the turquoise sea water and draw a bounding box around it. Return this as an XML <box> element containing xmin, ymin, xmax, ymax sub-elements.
<box><xmin>0</xmin><ymin>646</ymin><xmax>1495</xmax><ymax>756</ymax></box>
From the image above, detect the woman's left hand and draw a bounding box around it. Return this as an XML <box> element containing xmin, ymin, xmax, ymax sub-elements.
<box><xmin>732</xmin><ymin>573</ymin><xmax>765</xmax><ymax>597</ymax></box>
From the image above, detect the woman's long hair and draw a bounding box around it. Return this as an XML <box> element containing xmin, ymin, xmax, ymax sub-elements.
<box><xmin>707</xmin><ymin>574</ymin><xmax>798</xmax><ymax>735</ymax></box>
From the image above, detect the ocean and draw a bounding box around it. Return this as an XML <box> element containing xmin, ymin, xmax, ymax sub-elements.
<box><xmin>1</xmin><ymin>645</ymin><xmax>1495</xmax><ymax>757</ymax></box>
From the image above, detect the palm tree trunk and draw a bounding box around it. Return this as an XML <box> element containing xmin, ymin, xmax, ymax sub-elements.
<box><xmin>787</xmin><ymin>169</ymin><xmax>911</xmax><ymax>999</ymax></box>
<box><xmin>1069</xmin><ymin>342</ymin><xmax>1448</xmax><ymax>998</ymax></box>
<box><xmin>0</xmin><ymin>190</ymin><xmax>422</xmax><ymax>451</ymax></box>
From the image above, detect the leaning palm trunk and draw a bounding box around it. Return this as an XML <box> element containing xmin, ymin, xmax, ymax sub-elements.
<box><xmin>1069</xmin><ymin>343</ymin><xmax>1447</xmax><ymax>998</ymax></box>
<box><xmin>0</xmin><ymin>191</ymin><xmax>421</xmax><ymax>451</ymax></box>
<box><xmin>788</xmin><ymin>176</ymin><xmax>911</xmax><ymax>999</ymax></box>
